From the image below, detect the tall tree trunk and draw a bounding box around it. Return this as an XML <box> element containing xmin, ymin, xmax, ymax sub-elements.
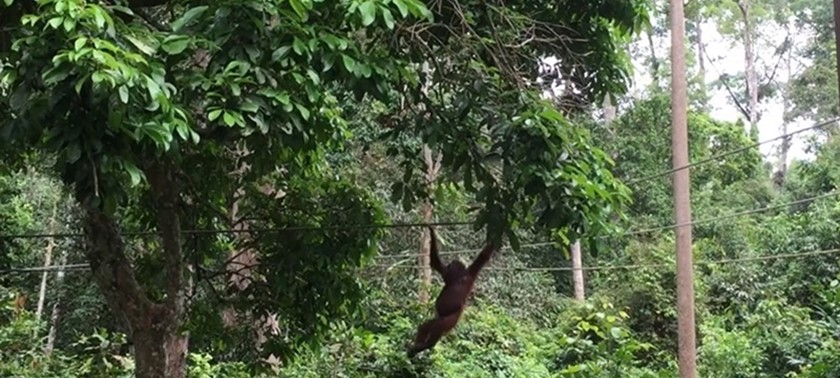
<box><xmin>36</xmin><ymin>204</ymin><xmax>58</xmax><ymax>320</ymax></box>
<box><xmin>418</xmin><ymin>145</ymin><xmax>442</xmax><ymax>304</ymax></box>
<box><xmin>80</xmin><ymin>161</ymin><xmax>188</xmax><ymax>378</ymax></box>
<box><xmin>45</xmin><ymin>252</ymin><xmax>66</xmax><ymax>355</ymax></box>
<box><xmin>696</xmin><ymin>18</ymin><xmax>708</xmax><ymax>109</ymax></box>
<box><xmin>777</xmin><ymin>24</ymin><xmax>793</xmax><ymax>186</ymax></box>
<box><xmin>738</xmin><ymin>0</ymin><xmax>760</xmax><ymax>133</ymax></box>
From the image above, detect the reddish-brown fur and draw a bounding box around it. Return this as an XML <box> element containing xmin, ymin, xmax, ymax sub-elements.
<box><xmin>407</xmin><ymin>227</ymin><xmax>496</xmax><ymax>357</ymax></box>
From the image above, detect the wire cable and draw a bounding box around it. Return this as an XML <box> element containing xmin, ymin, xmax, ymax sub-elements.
<box><xmin>614</xmin><ymin>190</ymin><xmax>839</xmax><ymax>237</ymax></box>
<box><xmin>625</xmin><ymin>117</ymin><xmax>840</xmax><ymax>185</ymax></box>
<box><xmin>371</xmin><ymin>247</ymin><xmax>840</xmax><ymax>272</ymax></box>
<box><xmin>373</xmin><ymin>190</ymin><xmax>839</xmax><ymax>259</ymax></box>
<box><xmin>4</xmin><ymin>247</ymin><xmax>838</xmax><ymax>275</ymax></box>
<box><xmin>0</xmin><ymin>220</ymin><xmax>474</xmax><ymax>241</ymax></box>
<box><xmin>12</xmin><ymin>190</ymin><xmax>825</xmax><ymax>269</ymax></box>
<box><xmin>3</xmin><ymin>190</ymin><xmax>836</xmax><ymax>266</ymax></box>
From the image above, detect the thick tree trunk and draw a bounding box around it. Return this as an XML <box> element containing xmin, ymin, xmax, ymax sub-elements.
<box><xmin>418</xmin><ymin>145</ymin><xmax>441</xmax><ymax>304</ymax></box>
<box><xmin>79</xmin><ymin>161</ymin><xmax>188</xmax><ymax>378</ymax></box>
<box><xmin>133</xmin><ymin>322</ymin><xmax>188</xmax><ymax>378</ymax></box>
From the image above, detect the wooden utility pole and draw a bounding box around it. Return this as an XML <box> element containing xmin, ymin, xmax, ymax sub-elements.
<box><xmin>670</xmin><ymin>0</ymin><xmax>697</xmax><ymax>376</ymax></box>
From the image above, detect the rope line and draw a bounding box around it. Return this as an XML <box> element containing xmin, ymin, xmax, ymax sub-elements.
<box><xmin>613</xmin><ymin>191</ymin><xmax>839</xmax><ymax>237</ymax></box>
<box><xmin>3</xmin><ymin>191</ymin><xmax>834</xmax><ymax>267</ymax></box>
<box><xmin>373</xmin><ymin>247</ymin><xmax>840</xmax><ymax>272</ymax></box>
<box><xmin>4</xmin><ymin>247</ymin><xmax>838</xmax><ymax>275</ymax></box>
<box><xmin>0</xmin><ymin>220</ymin><xmax>474</xmax><ymax>240</ymax></box>
<box><xmin>373</xmin><ymin>190</ymin><xmax>839</xmax><ymax>259</ymax></box>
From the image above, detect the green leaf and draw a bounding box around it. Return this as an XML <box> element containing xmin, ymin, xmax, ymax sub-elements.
<box><xmin>62</xmin><ymin>17</ymin><xmax>76</xmax><ymax>32</ymax></box>
<box><xmin>118</xmin><ymin>85</ymin><xmax>129</xmax><ymax>103</ymax></box>
<box><xmin>392</xmin><ymin>0</ymin><xmax>409</xmax><ymax>17</ymax></box>
<box><xmin>289</xmin><ymin>0</ymin><xmax>308</xmax><ymax>20</ymax></box>
<box><xmin>295</xmin><ymin>103</ymin><xmax>311</xmax><ymax>120</ymax></box>
<box><xmin>161</xmin><ymin>35</ymin><xmax>190</xmax><ymax>55</ymax></box>
<box><xmin>47</xmin><ymin>17</ymin><xmax>63</xmax><ymax>29</ymax></box>
<box><xmin>175</xmin><ymin>122</ymin><xmax>189</xmax><ymax>141</ymax></box>
<box><xmin>306</xmin><ymin>69</ymin><xmax>320</xmax><ymax>85</ymax></box>
<box><xmin>41</xmin><ymin>64</ymin><xmax>71</xmax><ymax>85</ymax></box>
<box><xmin>271</xmin><ymin>46</ymin><xmax>292</xmax><ymax>62</ymax></box>
<box><xmin>240</xmin><ymin>100</ymin><xmax>260</xmax><ymax>113</ymax></box>
<box><xmin>125</xmin><ymin>164</ymin><xmax>143</xmax><ymax>186</ymax></box>
<box><xmin>292</xmin><ymin>37</ymin><xmax>307</xmax><ymax>55</ymax></box>
<box><xmin>208</xmin><ymin>109</ymin><xmax>222</xmax><ymax>121</ymax></box>
<box><xmin>74</xmin><ymin>37</ymin><xmax>88</xmax><ymax>51</ymax></box>
<box><xmin>341</xmin><ymin>54</ymin><xmax>356</xmax><ymax>73</ymax></box>
<box><xmin>230</xmin><ymin>82</ymin><xmax>241</xmax><ymax>96</ymax></box>
<box><xmin>381</xmin><ymin>7</ymin><xmax>395</xmax><ymax>29</ymax></box>
<box><xmin>223</xmin><ymin>111</ymin><xmax>237</xmax><ymax>127</ymax></box>
<box><xmin>93</xmin><ymin>9</ymin><xmax>106</xmax><ymax>28</ymax></box>
<box><xmin>248</xmin><ymin>114</ymin><xmax>268</xmax><ymax>134</ymax></box>
<box><xmin>359</xmin><ymin>1</ymin><xmax>377</xmax><ymax>26</ymax></box>
<box><xmin>170</xmin><ymin>5</ymin><xmax>209</xmax><ymax>32</ymax></box>
<box><xmin>357</xmin><ymin>63</ymin><xmax>372</xmax><ymax>78</ymax></box>
<box><xmin>125</xmin><ymin>35</ymin><xmax>156</xmax><ymax>55</ymax></box>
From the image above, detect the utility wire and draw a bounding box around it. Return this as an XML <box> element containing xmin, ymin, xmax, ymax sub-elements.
<box><xmin>4</xmin><ymin>247</ymin><xmax>839</xmax><ymax>275</ymax></box>
<box><xmin>0</xmin><ymin>264</ymin><xmax>89</xmax><ymax>274</ymax></box>
<box><xmin>374</xmin><ymin>190</ymin><xmax>840</xmax><ymax>259</ymax></box>
<box><xmin>625</xmin><ymin>117</ymin><xmax>840</xmax><ymax>185</ymax></box>
<box><xmin>0</xmin><ymin>220</ymin><xmax>474</xmax><ymax>241</ymax></box>
<box><xmin>373</xmin><ymin>247</ymin><xmax>840</xmax><ymax>272</ymax></box>
<box><xmin>613</xmin><ymin>190</ymin><xmax>839</xmax><ymax>237</ymax></box>
<box><xmin>4</xmin><ymin>190</ymin><xmax>835</xmax><ymax>268</ymax></box>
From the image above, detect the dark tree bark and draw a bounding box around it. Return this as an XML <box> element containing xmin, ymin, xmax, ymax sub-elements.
<box><xmin>79</xmin><ymin>161</ymin><xmax>188</xmax><ymax>378</ymax></box>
